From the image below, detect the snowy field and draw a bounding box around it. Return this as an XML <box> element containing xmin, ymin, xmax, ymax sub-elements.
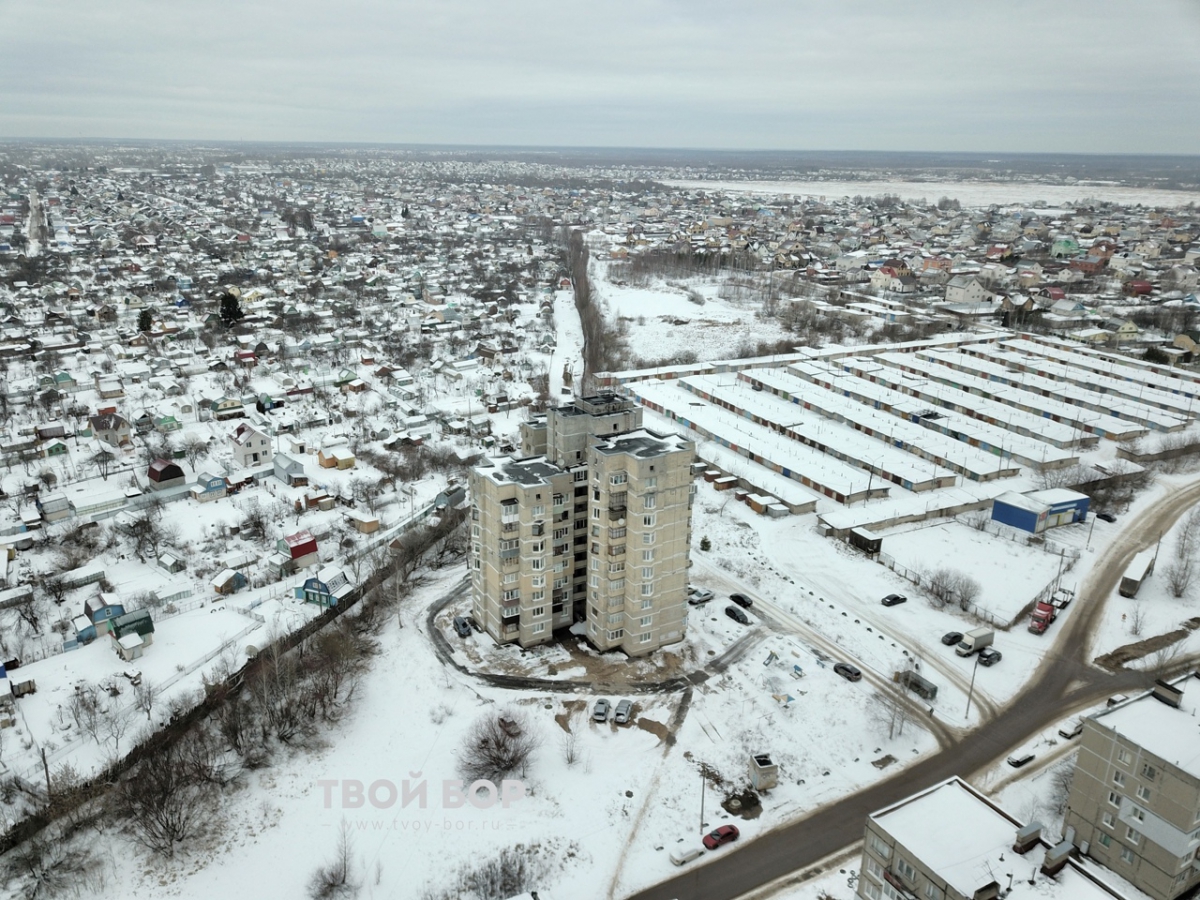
<box><xmin>590</xmin><ymin>261</ymin><xmax>790</xmax><ymax>366</ymax></box>
<box><xmin>663</xmin><ymin>179</ymin><xmax>1200</xmax><ymax>208</ymax></box>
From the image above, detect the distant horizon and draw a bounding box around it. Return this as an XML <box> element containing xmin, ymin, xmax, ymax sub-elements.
<box><xmin>3</xmin><ymin>138</ymin><xmax>1200</xmax><ymax>162</ymax></box>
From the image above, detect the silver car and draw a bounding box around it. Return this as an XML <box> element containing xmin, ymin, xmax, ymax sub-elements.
<box><xmin>614</xmin><ymin>699</ymin><xmax>633</xmax><ymax>724</ymax></box>
<box><xmin>592</xmin><ymin>699</ymin><xmax>610</xmax><ymax>722</ymax></box>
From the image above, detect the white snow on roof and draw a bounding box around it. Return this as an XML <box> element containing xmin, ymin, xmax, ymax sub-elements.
<box><xmin>1095</xmin><ymin>681</ymin><xmax>1200</xmax><ymax>778</ymax></box>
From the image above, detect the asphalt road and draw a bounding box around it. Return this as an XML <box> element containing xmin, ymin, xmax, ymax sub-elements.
<box><xmin>626</xmin><ymin>477</ymin><xmax>1200</xmax><ymax>900</ymax></box>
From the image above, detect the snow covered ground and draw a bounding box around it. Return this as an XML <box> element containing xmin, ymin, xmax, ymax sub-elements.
<box><xmin>590</xmin><ymin>260</ymin><xmax>790</xmax><ymax>366</ymax></box>
<box><xmin>663</xmin><ymin>179</ymin><xmax>1200</xmax><ymax>208</ymax></box>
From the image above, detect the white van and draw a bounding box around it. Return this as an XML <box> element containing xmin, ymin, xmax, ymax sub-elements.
<box><xmin>669</xmin><ymin>846</ymin><xmax>704</xmax><ymax>866</ymax></box>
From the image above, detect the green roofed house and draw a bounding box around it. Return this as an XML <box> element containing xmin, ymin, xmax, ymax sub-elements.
<box><xmin>110</xmin><ymin>609</ymin><xmax>155</xmax><ymax>661</ymax></box>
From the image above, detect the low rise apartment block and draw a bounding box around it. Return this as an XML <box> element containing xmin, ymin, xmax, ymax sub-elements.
<box><xmin>1064</xmin><ymin>677</ymin><xmax>1200</xmax><ymax>900</ymax></box>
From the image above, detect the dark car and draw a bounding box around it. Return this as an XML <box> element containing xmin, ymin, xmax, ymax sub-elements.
<box><xmin>725</xmin><ymin>605</ymin><xmax>750</xmax><ymax>625</ymax></box>
<box><xmin>978</xmin><ymin>647</ymin><xmax>1002</xmax><ymax>667</ymax></box>
<box><xmin>881</xmin><ymin>594</ymin><xmax>907</xmax><ymax>607</ymax></box>
<box><xmin>730</xmin><ymin>593</ymin><xmax>753</xmax><ymax>608</ymax></box>
<box><xmin>1096</xmin><ymin>512</ymin><xmax>1117</xmax><ymax>523</ymax></box>
<box><xmin>702</xmin><ymin>824</ymin><xmax>740</xmax><ymax>850</ymax></box>
<box><xmin>453</xmin><ymin>616</ymin><xmax>472</xmax><ymax>638</ymax></box>
<box><xmin>941</xmin><ymin>631</ymin><xmax>963</xmax><ymax>646</ymax></box>
<box><xmin>834</xmin><ymin>662</ymin><xmax>862</xmax><ymax>682</ymax></box>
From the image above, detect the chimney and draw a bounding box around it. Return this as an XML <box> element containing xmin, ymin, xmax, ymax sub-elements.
<box><xmin>974</xmin><ymin>882</ymin><xmax>1000</xmax><ymax>900</ymax></box>
<box><xmin>1151</xmin><ymin>679</ymin><xmax>1182</xmax><ymax>708</ymax></box>
<box><xmin>1014</xmin><ymin>822</ymin><xmax>1043</xmax><ymax>855</ymax></box>
<box><xmin>1041</xmin><ymin>841</ymin><xmax>1073</xmax><ymax>877</ymax></box>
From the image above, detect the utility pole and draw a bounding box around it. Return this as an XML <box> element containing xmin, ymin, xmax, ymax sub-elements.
<box><xmin>41</xmin><ymin>747</ymin><xmax>51</xmax><ymax>801</ymax></box>
<box><xmin>699</xmin><ymin>768</ymin><xmax>705</xmax><ymax>834</ymax></box>
<box><xmin>964</xmin><ymin>653</ymin><xmax>982</xmax><ymax>721</ymax></box>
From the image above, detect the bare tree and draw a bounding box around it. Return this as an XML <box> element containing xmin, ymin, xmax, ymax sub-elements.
<box><xmin>459</xmin><ymin>709</ymin><xmax>538</xmax><ymax>784</ymax></box>
<box><xmin>115</xmin><ymin>743</ymin><xmax>210</xmax><ymax>857</ymax></box>
<box><xmin>181</xmin><ymin>434</ymin><xmax>208</xmax><ymax>469</ymax></box>
<box><xmin>1128</xmin><ymin>601</ymin><xmax>1146</xmax><ymax>637</ymax></box>
<box><xmin>133</xmin><ymin>679</ymin><xmax>156</xmax><ymax>720</ymax></box>
<box><xmin>307</xmin><ymin>818</ymin><xmax>357</xmax><ymax>899</ymax></box>
<box><xmin>2</xmin><ymin>838</ymin><xmax>99</xmax><ymax>899</ymax></box>
<box><xmin>872</xmin><ymin>678</ymin><xmax>914</xmax><ymax>741</ymax></box>
<box><xmin>91</xmin><ymin>448</ymin><xmax>116</xmax><ymax>481</ymax></box>
<box><xmin>1049</xmin><ymin>760</ymin><xmax>1076</xmax><ymax>814</ymax></box>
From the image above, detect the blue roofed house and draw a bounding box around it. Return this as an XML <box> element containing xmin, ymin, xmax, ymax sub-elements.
<box><xmin>190</xmin><ymin>471</ymin><xmax>228</xmax><ymax>503</ymax></box>
<box><xmin>298</xmin><ymin>566</ymin><xmax>354</xmax><ymax>608</ymax></box>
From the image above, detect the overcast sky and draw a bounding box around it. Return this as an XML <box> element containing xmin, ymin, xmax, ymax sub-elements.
<box><xmin>2</xmin><ymin>0</ymin><xmax>1199</xmax><ymax>153</ymax></box>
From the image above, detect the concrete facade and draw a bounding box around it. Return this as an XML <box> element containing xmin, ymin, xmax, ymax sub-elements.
<box><xmin>1063</xmin><ymin>678</ymin><xmax>1200</xmax><ymax>900</ymax></box>
<box><xmin>471</xmin><ymin>394</ymin><xmax>694</xmax><ymax>657</ymax></box>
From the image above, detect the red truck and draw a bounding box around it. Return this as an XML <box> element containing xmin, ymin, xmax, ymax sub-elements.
<box><xmin>1028</xmin><ymin>600</ymin><xmax>1058</xmax><ymax>635</ymax></box>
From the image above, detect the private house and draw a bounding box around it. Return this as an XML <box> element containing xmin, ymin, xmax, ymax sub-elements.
<box><xmin>299</xmin><ymin>566</ymin><xmax>353</xmax><ymax>608</ymax></box>
<box><xmin>318</xmin><ymin>445</ymin><xmax>356</xmax><ymax>470</ymax></box>
<box><xmin>211</xmin><ymin>568</ymin><xmax>248</xmax><ymax>595</ymax></box>
<box><xmin>210</xmin><ymin>396</ymin><xmax>245</xmax><ymax>421</ymax></box>
<box><xmin>110</xmin><ymin>608</ymin><xmax>155</xmax><ymax>661</ymax></box>
<box><xmin>273</xmin><ymin>453</ymin><xmax>308</xmax><ymax>486</ymax></box>
<box><xmin>88</xmin><ymin>412</ymin><xmax>132</xmax><ymax>449</ymax></box>
<box><xmin>189</xmin><ymin>472</ymin><xmax>227</xmax><ymax>503</ymax></box>
<box><xmin>278</xmin><ymin>529</ymin><xmax>319</xmax><ymax>570</ymax></box>
<box><xmin>147</xmin><ymin>458</ymin><xmax>186</xmax><ymax>491</ymax></box>
<box><xmin>944</xmin><ymin>275</ymin><xmax>988</xmax><ymax>306</ymax></box>
<box><xmin>231</xmin><ymin>422</ymin><xmax>274</xmax><ymax>468</ymax></box>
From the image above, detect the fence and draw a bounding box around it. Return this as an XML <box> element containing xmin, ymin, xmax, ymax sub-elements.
<box><xmin>876</xmin><ymin>552</ymin><xmax>1002</xmax><ymax>627</ymax></box>
<box><xmin>956</xmin><ymin>514</ymin><xmax>1083</xmax><ymax>562</ymax></box>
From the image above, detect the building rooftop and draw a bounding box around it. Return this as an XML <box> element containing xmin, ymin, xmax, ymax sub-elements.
<box><xmin>872</xmin><ymin>778</ymin><xmax>1133</xmax><ymax>900</ymax></box>
<box><xmin>591</xmin><ymin>428</ymin><xmax>690</xmax><ymax>460</ymax></box>
<box><xmin>1093</xmin><ymin>677</ymin><xmax>1200</xmax><ymax>778</ymax></box>
<box><xmin>485</xmin><ymin>455</ymin><xmax>563</xmax><ymax>487</ymax></box>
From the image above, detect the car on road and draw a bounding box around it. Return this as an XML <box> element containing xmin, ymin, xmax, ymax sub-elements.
<box><xmin>1058</xmin><ymin>720</ymin><xmax>1084</xmax><ymax>739</ymax></box>
<box><xmin>1007</xmin><ymin>752</ymin><xmax>1035</xmax><ymax>768</ymax></box>
<box><xmin>452</xmin><ymin>616</ymin><xmax>472</xmax><ymax>638</ymax></box>
<box><xmin>833</xmin><ymin>662</ymin><xmax>862</xmax><ymax>682</ymax></box>
<box><xmin>688</xmin><ymin>587</ymin><xmax>714</xmax><ymax>606</ymax></box>
<box><xmin>614</xmin><ymin>699</ymin><xmax>633</xmax><ymax>724</ymax></box>
<box><xmin>670</xmin><ymin>846</ymin><xmax>704</xmax><ymax>866</ymax></box>
<box><xmin>941</xmin><ymin>631</ymin><xmax>963</xmax><ymax>646</ymax></box>
<box><xmin>1096</xmin><ymin>512</ymin><xmax>1117</xmax><ymax>523</ymax></box>
<box><xmin>702</xmin><ymin>824</ymin><xmax>740</xmax><ymax>850</ymax></box>
<box><xmin>725</xmin><ymin>605</ymin><xmax>750</xmax><ymax>625</ymax></box>
<box><xmin>881</xmin><ymin>594</ymin><xmax>907</xmax><ymax>607</ymax></box>
<box><xmin>978</xmin><ymin>647</ymin><xmax>1002</xmax><ymax>667</ymax></box>
<box><xmin>592</xmin><ymin>699</ymin><xmax>610</xmax><ymax>722</ymax></box>
<box><xmin>730</xmin><ymin>592</ymin><xmax>753</xmax><ymax>608</ymax></box>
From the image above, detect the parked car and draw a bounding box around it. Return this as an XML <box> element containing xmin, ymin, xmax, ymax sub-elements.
<box><xmin>670</xmin><ymin>846</ymin><xmax>705</xmax><ymax>866</ymax></box>
<box><xmin>978</xmin><ymin>647</ymin><xmax>1002</xmax><ymax>667</ymax></box>
<box><xmin>1096</xmin><ymin>512</ymin><xmax>1117</xmax><ymax>523</ymax></box>
<box><xmin>729</xmin><ymin>592</ymin><xmax>753</xmax><ymax>608</ymax></box>
<box><xmin>453</xmin><ymin>616</ymin><xmax>472</xmax><ymax>638</ymax></box>
<box><xmin>941</xmin><ymin>631</ymin><xmax>963</xmax><ymax>646</ymax></box>
<box><xmin>881</xmin><ymin>593</ymin><xmax>907</xmax><ymax>607</ymax></box>
<box><xmin>688</xmin><ymin>587</ymin><xmax>714</xmax><ymax>606</ymax></box>
<box><xmin>702</xmin><ymin>824</ymin><xmax>740</xmax><ymax>850</ymax></box>
<box><xmin>1058</xmin><ymin>720</ymin><xmax>1084</xmax><ymax>739</ymax></box>
<box><xmin>592</xmin><ymin>699</ymin><xmax>610</xmax><ymax>722</ymax></box>
<box><xmin>833</xmin><ymin>662</ymin><xmax>862</xmax><ymax>682</ymax></box>
<box><xmin>725</xmin><ymin>605</ymin><xmax>750</xmax><ymax>625</ymax></box>
<box><xmin>1007</xmin><ymin>752</ymin><xmax>1035</xmax><ymax>768</ymax></box>
<box><xmin>614</xmin><ymin>699</ymin><xmax>633</xmax><ymax>724</ymax></box>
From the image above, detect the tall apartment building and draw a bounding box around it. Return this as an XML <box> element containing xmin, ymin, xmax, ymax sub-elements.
<box><xmin>859</xmin><ymin>777</ymin><xmax>1131</xmax><ymax>900</ymax></box>
<box><xmin>1063</xmin><ymin>677</ymin><xmax>1200</xmax><ymax>900</ymax></box>
<box><xmin>469</xmin><ymin>394</ymin><xmax>694</xmax><ymax>657</ymax></box>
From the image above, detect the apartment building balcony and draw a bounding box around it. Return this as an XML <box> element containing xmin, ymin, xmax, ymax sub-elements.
<box><xmin>607</xmin><ymin>545</ymin><xmax>625</xmax><ymax>557</ymax></box>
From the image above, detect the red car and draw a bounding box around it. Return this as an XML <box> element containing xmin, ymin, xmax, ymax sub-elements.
<box><xmin>702</xmin><ymin>824</ymin><xmax>740</xmax><ymax>850</ymax></box>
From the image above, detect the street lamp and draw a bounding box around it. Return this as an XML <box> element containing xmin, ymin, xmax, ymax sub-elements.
<box><xmin>964</xmin><ymin>652</ymin><xmax>982</xmax><ymax>721</ymax></box>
